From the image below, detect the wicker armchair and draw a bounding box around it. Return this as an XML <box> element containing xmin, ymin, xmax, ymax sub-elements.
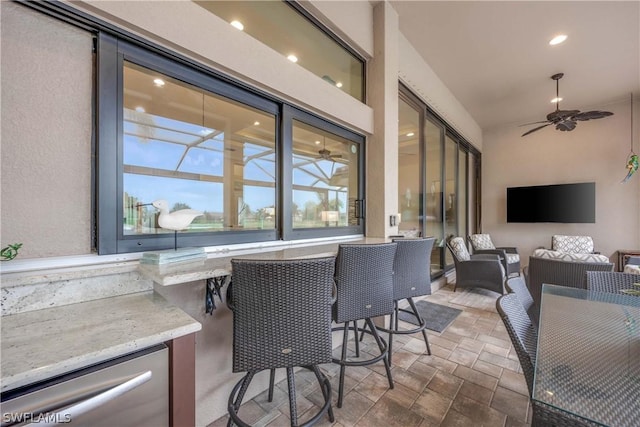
<box><xmin>446</xmin><ymin>237</ymin><xmax>505</xmax><ymax>295</ymax></box>
<box><xmin>586</xmin><ymin>271</ymin><xmax>640</xmax><ymax>294</ymax></box>
<box><xmin>228</xmin><ymin>257</ymin><xmax>336</xmax><ymax>427</ymax></box>
<box><xmin>527</xmin><ymin>256</ymin><xmax>614</xmax><ymax>321</ymax></box>
<box><xmin>468</xmin><ymin>234</ymin><xmax>521</xmax><ymax>277</ymax></box>
<box><xmin>496</xmin><ymin>294</ymin><xmax>597</xmax><ymax>427</ymax></box>
<box><xmin>332</xmin><ymin>243</ymin><xmax>397</xmax><ymax>408</ymax></box>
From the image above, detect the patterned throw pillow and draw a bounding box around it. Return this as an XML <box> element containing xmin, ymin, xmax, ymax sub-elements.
<box><xmin>449</xmin><ymin>237</ymin><xmax>470</xmax><ymax>261</ymax></box>
<box><xmin>551</xmin><ymin>235</ymin><xmax>594</xmax><ymax>254</ymax></box>
<box><xmin>532</xmin><ymin>248</ymin><xmax>609</xmax><ymax>263</ymax></box>
<box><xmin>469</xmin><ymin>234</ymin><xmax>495</xmax><ymax>250</ymax></box>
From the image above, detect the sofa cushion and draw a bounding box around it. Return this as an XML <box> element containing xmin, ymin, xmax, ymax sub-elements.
<box><xmin>624</xmin><ymin>264</ymin><xmax>640</xmax><ymax>275</ymax></box>
<box><xmin>532</xmin><ymin>248</ymin><xmax>609</xmax><ymax>264</ymax></box>
<box><xmin>551</xmin><ymin>235</ymin><xmax>594</xmax><ymax>254</ymax></box>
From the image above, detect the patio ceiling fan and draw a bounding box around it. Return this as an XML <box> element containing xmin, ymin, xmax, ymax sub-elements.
<box><xmin>520</xmin><ymin>73</ymin><xmax>613</xmax><ymax>137</ymax></box>
<box><xmin>316</xmin><ymin>138</ymin><xmax>342</xmax><ymax>161</ymax></box>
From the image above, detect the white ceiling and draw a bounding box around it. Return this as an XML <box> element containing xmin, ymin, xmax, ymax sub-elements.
<box><xmin>389</xmin><ymin>1</ymin><xmax>640</xmax><ymax>132</ymax></box>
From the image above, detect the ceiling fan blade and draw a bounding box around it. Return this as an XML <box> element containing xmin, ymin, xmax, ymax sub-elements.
<box><xmin>518</xmin><ymin>120</ymin><xmax>551</xmax><ymax>127</ymax></box>
<box><xmin>521</xmin><ymin>123</ymin><xmax>552</xmax><ymax>137</ymax></box>
<box><xmin>571</xmin><ymin>110</ymin><xmax>614</xmax><ymax>121</ymax></box>
<box><xmin>555</xmin><ymin>120</ymin><xmax>577</xmax><ymax>131</ymax></box>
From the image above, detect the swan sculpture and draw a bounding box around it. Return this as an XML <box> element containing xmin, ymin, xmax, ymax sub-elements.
<box><xmin>152</xmin><ymin>199</ymin><xmax>203</xmax><ymax>231</ymax></box>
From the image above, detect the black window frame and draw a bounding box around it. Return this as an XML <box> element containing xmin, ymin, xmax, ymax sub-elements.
<box><xmin>97</xmin><ymin>34</ymin><xmax>365</xmax><ymax>254</ymax></box>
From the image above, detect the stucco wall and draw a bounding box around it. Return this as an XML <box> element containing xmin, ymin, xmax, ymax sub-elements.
<box><xmin>481</xmin><ymin>98</ymin><xmax>640</xmax><ymax>265</ymax></box>
<box><xmin>1</xmin><ymin>2</ymin><xmax>93</xmax><ymax>258</ymax></box>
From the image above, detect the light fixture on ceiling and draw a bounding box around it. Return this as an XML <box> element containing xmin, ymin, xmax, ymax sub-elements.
<box><xmin>549</xmin><ymin>34</ymin><xmax>567</xmax><ymax>45</ymax></box>
<box><xmin>153</xmin><ymin>78</ymin><xmax>165</xmax><ymax>87</ymax></box>
<box><xmin>622</xmin><ymin>93</ymin><xmax>638</xmax><ymax>183</ymax></box>
<box><xmin>336</xmin><ymin>82</ymin><xmax>343</xmax><ymax>88</ymax></box>
<box><xmin>406</xmin><ymin>132</ymin><xmax>415</xmax><ymax>137</ymax></box>
<box><xmin>230</xmin><ymin>20</ymin><xmax>244</xmax><ymax>31</ymax></box>
<box><xmin>287</xmin><ymin>54</ymin><xmax>298</xmax><ymax>63</ymax></box>
<box><xmin>135</xmin><ymin>106</ymin><xmax>146</xmax><ymax>113</ymax></box>
<box><xmin>314</xmin><ymin>140</ymin><xmax>321</xmax><ymax>145</ymax></box>
<box><xmin>253</xmin><ymin>121</ymin><xmax>260</xmax><ymax>126</ymax></box>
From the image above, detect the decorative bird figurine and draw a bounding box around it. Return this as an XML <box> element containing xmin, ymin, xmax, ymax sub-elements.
<box><xmin>152</xmin><ymin>199</ymin><xmax>203</xmax><ymax>231</ymax></box>
<box><xmin>622</xmin><ymin>153</ymin><xmax>639</xmax><ymax>183</ymax></box>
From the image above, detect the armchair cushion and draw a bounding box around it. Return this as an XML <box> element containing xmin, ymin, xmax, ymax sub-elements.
<box><xmin>506</xmin><ymin>253</ymin><xmax>521</xmax><ymax>264</ymax></box>
<box><xmin>551</xmin><ymin>235</ymin><xmax>594</xmax><ymax>254</ymax></box>
<box><xmin>469</xmin><ymin>234</ymin><xmax>495</xmax><ymax>250</ymax></box>
<box><xmin>532</xmin><ymin>248</ymin><xmax>609</xmax><ymax>264</ymax></box>
<box><xmin>449</xmin><ymin>237</ymin><xmax>470</xmax><ymax>261</ymax></box>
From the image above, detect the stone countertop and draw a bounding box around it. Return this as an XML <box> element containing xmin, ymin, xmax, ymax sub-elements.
<box><xmin>139</xmin><ymin>237</ymin><xmax>387</xmax><ymax>286</ymax></box>
<box><xmin>1</xmin><ymin>291</ymin><xmax>201</xmax><ymax>392</ymax></box>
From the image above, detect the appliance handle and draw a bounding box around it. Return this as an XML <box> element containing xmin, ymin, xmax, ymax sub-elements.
<box><xmin>24</xmin><ymin>371</ymin><xmax>152</xmax><ymax>427</ymax></box>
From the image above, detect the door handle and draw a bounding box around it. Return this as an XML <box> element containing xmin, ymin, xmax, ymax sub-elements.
<box><xmin>22</xmin><ymin>371</ymin><xmax>152</xmax><ymax>427</ymax></box>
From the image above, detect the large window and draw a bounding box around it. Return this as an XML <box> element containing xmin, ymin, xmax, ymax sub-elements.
<box><xmin>123</xmin><ymin>62</ymin><xmax>277</xmax><ymax>236</ymax></box>
<box><xmin>194</xmin><ymin>1</ymin><xmax>365</xmax><ymax>101</ymax></box>
<box><xmin>398</xmin><ymin>86</ymin><xmax>480</xmax><ymax>276</ymax></box>
<box><xmin>97</xmin><ymin>35</ymin><xmax>364</xmax><ymax>254</ymax></box>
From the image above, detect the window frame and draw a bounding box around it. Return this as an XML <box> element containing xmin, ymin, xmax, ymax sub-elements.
<box><xmin>97</xmin><ymin>34</ymin><xmax>365</xmax><ymax>254</ymax></box>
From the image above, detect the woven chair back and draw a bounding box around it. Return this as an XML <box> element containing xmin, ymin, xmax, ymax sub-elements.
<box><xmin>505</xmin><ymin>276</ymin><xmax>534</xmax><ymax>313</ymax></box>
<box><xmin>230</xmin><ymin>257</ymin><xmax>335</xmax><ymax>372</ymax></box>
<box><xmin>496</xmin><ymin>294</ymin><xmax>538</xmax><ymax>397</ymax></box>
<box><xmin>333</xmin><ymin>243</ymin><xmax>397</xmax><ymax>323</ymax></box>
<box><xmin>391</xmin><ymin>238</ymin><xmax>435</xmax><ymax>300</ymax></box>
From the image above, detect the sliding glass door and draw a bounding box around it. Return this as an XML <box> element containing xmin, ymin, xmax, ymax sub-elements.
<box><xmin>399</xmin><ymin>85</ymin><xmax>480</xmax><ymax>277</ymax></box>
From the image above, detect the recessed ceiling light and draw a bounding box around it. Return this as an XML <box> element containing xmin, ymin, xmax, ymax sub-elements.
<box><xmin>314</xmin><ymin>140</ymin><xmax>321</xmax><ymax>145</ymax></box>
<box><xmin>406</xmin><ymin>132</ymin><xmax>415</xmax><ymax>137</ymax></box>
<box><xmin>551</xmin><ymin>97</ymin><xmax>563</xmax><ymax>103</ymax></box>
<box><xmin>135</xmin><ymin>106</ymin><xmax>145</xmax><ymax>113</ymax></box>
<box><xmin>549</xmin><ymin>34</ymin><xmax>568</xmax><ymax>45</ymax></box>
<box><xmin>230</xmin><ymin>20</ymin><xmax>244</xmax><ymax>31</ymax></box>
<box><xmin>287</xmin><ymin>54</ymin><xmax>298</xmax><ymax>63</ymax></box>
<box><xmin>153</xmin><ymin>78</ymin><xmax>165</xmax><ymax>87</ymax></box>
<box><xmin>336</xmin><ymin>82</ymin><xmax>343</xmax><ymax>88</ymax></box>
<box><xmin>253</xmin><ymin>121</ymin><xmax>260</xmax><ymax>126</ymax></box>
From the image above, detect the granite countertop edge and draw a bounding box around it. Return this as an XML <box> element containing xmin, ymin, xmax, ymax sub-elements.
<box><xmin>1</xmin><ymin>291</ymin><xmax>201</xmax><ymax>393</ymax></box>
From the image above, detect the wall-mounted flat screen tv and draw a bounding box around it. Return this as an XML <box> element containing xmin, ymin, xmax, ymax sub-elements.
<box><xmin>506</xmin><ymin>182</ymin><xmax>595</xmax><ymax>223</ymax></box>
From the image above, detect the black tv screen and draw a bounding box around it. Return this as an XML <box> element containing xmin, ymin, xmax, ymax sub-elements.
<box><xmin>507</xmin><ymin>182</ymin><xmax>595</xmax><ymax>223</ymax></box>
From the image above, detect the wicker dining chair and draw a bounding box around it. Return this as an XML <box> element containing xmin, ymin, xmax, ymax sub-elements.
<box><xmin>586</xmin><ymin>271</ymin><xmax>640</xmax><ymax>294</ymax></box>
<box><xmin>505</xmin><ymin>276</ymin><xmax>536</xmax><ymax>327</ymax></box>
<box><xmin>385</xmin><ymin>237</ymin><xmax>436</xmax><ymax>363</ymax></box>
<box><xmin>332</xmin><ymin>242</ymin><xmax>397</xmax><ymax>408</ymax></box>
<box><xmin>496</xmin><ymin>294</ymin><xmax>597</xmax><ymax>427</ymax></box>
<box><xmin>227</xmin><ymin>257</ymin><xmax>336</xmax><ymax>427</ymax></box>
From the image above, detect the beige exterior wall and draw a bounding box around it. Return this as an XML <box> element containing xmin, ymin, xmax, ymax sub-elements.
<box><xmin>1</xmin><ymin>2</ymin><xmax>93</xmax><ymax>258</ymax></box>
<box><xmin>482</xmin><ymin>98</ymin><xmax>640</xmax><ymax>264</ymax></box>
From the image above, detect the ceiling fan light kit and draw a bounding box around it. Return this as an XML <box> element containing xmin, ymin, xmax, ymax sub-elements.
<box><xmin>520</xmin><ymin>73</ymin><xmax>614</xmax><ymax>137</ymax></box>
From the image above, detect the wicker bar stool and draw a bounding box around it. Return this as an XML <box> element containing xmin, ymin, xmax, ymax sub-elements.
<box><xmin>376</xmin><ymin>238</ymin><xmax>435</xmax><ymax>364</ymax></box>
<box><xmin>332</xmin><ymin>242</ymin><xmax>397</xmax><ymax>408</ymax></box>
<box><xmin>227</xmin><ymin>257</ymin><xmax>336</xmax><ymax>427</ymax></box>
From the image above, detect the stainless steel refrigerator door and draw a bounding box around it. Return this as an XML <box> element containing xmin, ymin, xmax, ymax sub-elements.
<box><xmin>1</xmin><ymin>345</ymin><xmax>169</xmax><ymax>427</ymax></box>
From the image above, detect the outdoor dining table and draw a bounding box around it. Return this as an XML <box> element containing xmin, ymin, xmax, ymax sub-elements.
<box><xmin>533</xmin><ymin>284</ymin><xmax>640</xmax><ymax>426</ymax></box>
